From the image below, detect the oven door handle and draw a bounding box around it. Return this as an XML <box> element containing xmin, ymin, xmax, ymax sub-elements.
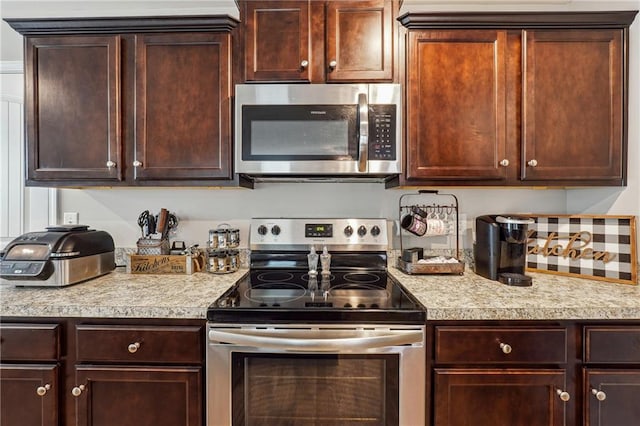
<box><xmin>209</xmin><ymin>329</ymin><xmax>422</xmax><ymax>351</ymax></box>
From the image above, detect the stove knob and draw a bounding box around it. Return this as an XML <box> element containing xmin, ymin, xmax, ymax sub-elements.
<box><xmin>257</xmin><ymin>225</ymin><xmax>268</xmax><ymax>236</ymax></box>
<box><xmin>271</xmin><ymin>225</ymin><xmax>281</xmax><ymax>236</ymax></box>
<box><xmin>371</xmin><ymin>225</ymin><xmax>381</xmax><ymax>237</ymax></box>
<box><xmin>344</xmin><ymin>225</ymin><xmax>354</xmax><ymax>237</ymax></box>
<box><xmin>357</xmin><ymin>225</ymin><xmax>367</xmax><ymax>237</ymax></box>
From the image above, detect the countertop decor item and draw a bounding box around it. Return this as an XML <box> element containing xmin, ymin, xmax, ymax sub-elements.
<box><xmin>397</xmin><ymin>190</ymin><xmax>465</xmax><ymax>275</ymax></box>
<box><xmin>526</xmin><ymin>215</ymin><xmax>637</xmax><ymax>285</ymax></box>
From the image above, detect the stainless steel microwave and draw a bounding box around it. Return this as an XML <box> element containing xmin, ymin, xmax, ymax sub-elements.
<box><xmin>235</xmin><ymin>84</ymin><xmax>401</xmax><ymax>179</ymax></box>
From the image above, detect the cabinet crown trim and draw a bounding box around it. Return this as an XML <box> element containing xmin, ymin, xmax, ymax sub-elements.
<box><xmin>4</xmin><ymin>15</ymin><xmax>239</xmax><ymax>35</ymax></box>
<box><xmin>399</xmin><ymin>11</ymin><xmax>638</xmax><ymax>29</ymax></box>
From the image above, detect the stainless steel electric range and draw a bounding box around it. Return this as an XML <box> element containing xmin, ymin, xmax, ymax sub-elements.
<box><xmin>206</xmin><ymin>218</ymin><xmax>426</xmax><ymax>426</ymax></box>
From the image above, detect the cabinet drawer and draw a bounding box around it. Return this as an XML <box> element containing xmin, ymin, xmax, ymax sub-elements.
<box><xmin>584</xmin><ymin>326</ymin><xmax>640</xmax><ymax>364</ymax></box>
<box><xmin>76</xmin><ymin>325</ymin><xmax>203</xmax><ymax>364</ymax></box>
<box><xmin>0</xmin><ymin>323</ymin><xmax>60</xmax><ymax>361</ymax></box>
<box><xmin>435</xmin><ymin>326</ymin><xmax>567</xmax><ymax>364</ymax></box>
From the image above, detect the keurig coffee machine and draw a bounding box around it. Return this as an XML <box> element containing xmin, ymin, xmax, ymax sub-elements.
<box><xmin>474</xmin><ymin>215</ymin><xmax>534</xmax><ymax>286</ymax></box>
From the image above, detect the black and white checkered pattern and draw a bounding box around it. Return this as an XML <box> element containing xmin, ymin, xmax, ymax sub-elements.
<box><xmin>527</xmin><ymin>216</ymin><xmax>637</xmax><ymax>284</ymax></box>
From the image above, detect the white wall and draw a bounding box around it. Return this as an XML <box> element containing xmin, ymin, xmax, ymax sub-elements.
<box><xmin>1</xmin><ymin>0</ymin><xmax>639</xmax><ymax>256</ymax></box>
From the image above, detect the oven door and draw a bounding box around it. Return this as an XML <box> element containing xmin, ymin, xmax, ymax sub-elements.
<box><xmin>207</xmin><ymin>324</ymin><xmax>425</xmax><ymax>426</ymax></box>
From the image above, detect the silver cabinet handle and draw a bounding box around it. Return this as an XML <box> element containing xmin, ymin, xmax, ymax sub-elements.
<box><xmin>591</xmin><ymin>388</ymin><xmax>606</xmax><ymax>401</ymax></box>
<box><xmin>128</xmin><ymin>342</ymin><xmax>141</xmax><ymax>353</ymax></box>
<box><xmin>556</xmin><ymin>389</ymin><xmax>570</xmax><ymax>402</ymax></box>
<box><xmin>106</xmin><ymin>160</ymin><xmax>116</xmax><ymax>168</ymax></box>
<box><xmin>329</xmin><ymin>60</ymin><xmax>337</xmax><ymax>69</ymax></box>
<box><xmin>71</xmin><ymin>385</ymin><xmax>85</xmax><ymax>397</ymax></box>
<box><xmin>300</xmin><ymin>60</ymin><xmax>309</xmax><ymax>68</ymax></box>
<box><xmin>527</xmin><ymin>159</ymin><xmax>538</xmax><ymax>167</ymax></box>
<box><xmin>209</xmin><ymin>329</ymin><xmax>423</xmax><ymax>352</ymax></box>
<box><xmin>499</xmin><ymin>342</ymin><xmax>512</xmax><ymax>354</ymax></box>
<box><xmin>357</xmin><ymin>92</ymin><xmax>369</xmax><ymax>173</ymax></box>
<box><xmin>133</xmin><ymin>160</ymin><xmax>142</xmax><ymax>167</ymax></box>
<box><xmin>499</xmin><ymin>159</ymin><xmax>509</xmax><ymax>167</ymax></box>
<box><xmin>36</xmin><ymin>384</ymin><xmax>51</xmax><ymax>396</ymax></box>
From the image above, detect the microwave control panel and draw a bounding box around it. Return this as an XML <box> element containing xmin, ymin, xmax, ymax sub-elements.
<box><xmin>369</xmin><ymin>105</ymin><xmax>396</xmax><ymax>160</ymax></box>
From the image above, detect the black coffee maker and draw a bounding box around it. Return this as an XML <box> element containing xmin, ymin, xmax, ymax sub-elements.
<box><xmin>474</xmin><ymin>215</ymin><xmax>534</xmax><ymax>286</ymax></box>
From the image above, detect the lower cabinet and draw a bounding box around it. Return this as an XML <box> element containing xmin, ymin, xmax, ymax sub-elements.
<box><xmin>0</xmin><ymin>364</ymin><xmax>59</xmax><ymax>426</ymax></box>
<box><xmin>582</xmin><ymin>326</ymin><xmax>640</xmax><ymax>426</ymax></box>
<box><xmin>434</xmin><ymin>369</ymin><xmax>567</xmax><ymax>426</ymax></box>
<box><xmin>430</xmin><ymin>322</ymin><xmax>640</xmax><ymax>426</ymax></box>
<box><xmin>73</xmin><ymin>366</ymin><xmax>201</xmax><ymax>426</ymax></box>
<box><xmin>432</xmin><ymin>325</ymin><xmax>571</xmax><ymax>426</ymax></box>
<box><xmin>0</xmin><ymin>322</ymin><xmax>60</xmax><ymax>426</ymax></box>
<box><xmin>0</xmin><ymin>318</ymin><xmax>205</xmax><ymax>426</ymax></box>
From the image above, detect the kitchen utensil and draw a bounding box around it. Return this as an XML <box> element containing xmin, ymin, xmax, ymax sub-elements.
<box><xmin>137</xmin><ymin>210</ymin><xmax>151</xmax><ymax>237</ymax></box>
<box><xmin>157</xmin><ymin>208</ymin><xmax>169</xmax><ymax>239</ymax></box>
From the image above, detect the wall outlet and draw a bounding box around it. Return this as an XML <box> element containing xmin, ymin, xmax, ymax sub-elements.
<box><xmin>63</xmin><ymin>212</ymin><xmax>79</xmax><ymax>225</ymax></box>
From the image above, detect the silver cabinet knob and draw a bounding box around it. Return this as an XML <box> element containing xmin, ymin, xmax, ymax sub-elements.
<box><xmin>499</xmin><ymin>342</ymin><xmax>512</xmax><ymax>354</ymax></box>
<box><xmin>527</xmin><ymin>159</ymin><xmax>538</xmax><ymax>167</ymax></box>
<box><xmin>106</xmin><ymin>160</ymin><xmax>116</xmax><ymax>168</ymax></box>
<box><xmin>128</xmin><ymin>342</ymin><xmax>141</xmax><ymax>353</ymax></box>
<box><xmin>499</xmin><ymin>159</ymin><xmax>509</xmax><ymax>167</ymax></box>
<box><xmin>36</xmin><ymin>384</ymin><xmax>51</xmax><ymax>396</ymax></box>
<box><xmin>71</xmin><ymin>385</ymin><xmax>85</xmax><ymax>397</ymax></box>
<box><xmin>591</xmin><ymin>388</ymin><xmax>606</xmax><ymax>401</ymax></box>
<box><xmin>329</xmin><ymin>60</ymin><xmax>337</xmax><ymax>69</ymax></box>
<box><xmin>556</xmin><ymin>389</ymin><xmax>570</xmax><ymax>402</ymax></box>
<box><xmin>132</xmin><ymin>160</ymin><xmax>142</xmax><ymax>167</ymax></box>
<box><xmin>300</xmin><ymin>60</ymin><xmax>309</xmax><ymax>68</ymax></box>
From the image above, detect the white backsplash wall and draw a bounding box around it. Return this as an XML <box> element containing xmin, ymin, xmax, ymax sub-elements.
<box><xmin>58</xmin><ymin>186</ymin><xmax>571</xmax><ymax>251</ymax></box>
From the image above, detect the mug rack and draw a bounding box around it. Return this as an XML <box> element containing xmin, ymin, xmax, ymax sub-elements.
<box><xmin>397</xmin><ymin>190</ymin><xmax>465</xmax><ymax>275</ymax></box>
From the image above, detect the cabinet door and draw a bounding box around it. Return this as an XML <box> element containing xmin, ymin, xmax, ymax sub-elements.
<box><xmin>0</xmin><ymin>364</ymin><xmax>58</xmax><ymax>426</ymax></box>
<box><xmin>434</xmin><ymin>369</ymin><xmax>568</xmax><ymax>426</ymax></box>
<box><xmin>522</xmin><ymin>29</ymin><xmax>623</xmax><ymax>183</ymax></box>
<box><xmin>73</xmin><ymin>365</ymin><xmax>201</xmax><ymax>426</ymax></box>
<box><xmin>584</xmin><ymin>370</ymin><xmax>640</xmax><ymax>426</ymax></box>
<box><xmin>243</xmin><ymin>1</ymin><xmax>311</xmax><ymax>82</ymax></box>
<box><xmin>133</xmin><ymin>32</ymin><xmax>232</xmax><ymax>182</ymax></box>
<box><xmin>325</xmin><ymin>0</ymin><xmax>393</xmax><ymax>82</ymax></box>
<box><xmin>407</xmin><ymin>30</ymin><xmax>508</xmax><ymax>181</ymax></box>
<box><xmin>24</xmin><ymin>36</ymin><xmax>122</xmax><ymax>184</ymax></box>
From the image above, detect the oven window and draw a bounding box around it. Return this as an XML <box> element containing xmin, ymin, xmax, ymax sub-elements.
<box><xmin>231</xmin><ymin>353</ymin><xmax>399</xmax><ymax>426</ymax></box>
<box><xmin>241</xmin><ymin>105</ymin><xmax>357</xmax><ymax>161</ymax></box>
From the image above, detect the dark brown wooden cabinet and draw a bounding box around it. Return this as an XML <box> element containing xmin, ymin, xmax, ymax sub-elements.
<box><xmin>7</xmin><ymin>16</ymin><xmax>238</xmax><ymax>187</ymax></box>
<box><xmin>0</xmin><ymin>323</ymin><xmax>61</xmax><ymax>426</ymax></box>
<box><xmin>399</xmin><ymin>12</ymin><xmax>637</xmax><ymax>187</ymax></box>
<box><xmin>432</xmin><ymin>325</ymin><xmax>572</xmax><ymax>426</ymax></box>
<box><xmin>0</xmin><ymin>318</ymin><xmax>205</xmax><ymax>426</ymax></box>
<box><xmin>582</xmin><ymin>326</ymin><xmax>640</xmax><ymax>426</ymax></box>
<box><xmin>239</xmin><ymin>0</ymin><xmax>396</xmax><ymax>83</ymax></box>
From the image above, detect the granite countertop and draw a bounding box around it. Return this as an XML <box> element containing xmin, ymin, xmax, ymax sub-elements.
<box><xmin>389</xmin><ymin>267</ymin><xmax>640</xmax><ymax>320</ymax></box>
<box><xmin>1</xmin><ymin>267</ymin><xmax>639</xmax><ymax>320</ymax></box>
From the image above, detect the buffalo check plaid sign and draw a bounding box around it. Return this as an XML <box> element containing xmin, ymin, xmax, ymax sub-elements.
<box><xmin>526</xmin><ymin>215</ymin><xmax>638</xmax><ymax>285</ymax></box>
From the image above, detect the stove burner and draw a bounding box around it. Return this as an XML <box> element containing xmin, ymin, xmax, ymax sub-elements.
<box><xmin>245</xmin><ymin>282</ymin><xmax>307</xmax><ymax>305</ymax></box>
<box><xmin>343</xmin><ymin>272</ymin><xmax>382</xmax><ymax>285</ymax></box>
<box><xmin>256</xmin><ymin>271</ymin><xmax>295</xmax><ymax>283</ymax></box>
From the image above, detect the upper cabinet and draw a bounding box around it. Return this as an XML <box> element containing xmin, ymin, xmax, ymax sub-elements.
<box><xmin>239</xmin><ymin>0</ymin><xmax>397</xmax><ymax>83</ymax></box>
<box><xmin>398</xmin><ymin>12</ymin><xmax>637</xmax><ymax>187</ymax></box>
<box><xmin>6</xmin><ymin>16</ymin><xmax>239</xmax><ymax>187</ymax></box>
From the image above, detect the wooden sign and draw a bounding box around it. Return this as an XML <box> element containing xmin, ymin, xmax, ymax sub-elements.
<box><xmin>126</xmin><ymin>254</ymin><xmax>195</xmax><ymax>274</ymax></box>
<box><xmin>526</xmin><ymin>215</ymin><xmax>637</xmax><ymax>285</ymax></box>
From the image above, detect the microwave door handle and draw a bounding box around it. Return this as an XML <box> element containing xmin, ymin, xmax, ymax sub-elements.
<box><xmin>357</xmin><ymin>93</ymin><xmax>369</xmax><ymax>173</ymax></box>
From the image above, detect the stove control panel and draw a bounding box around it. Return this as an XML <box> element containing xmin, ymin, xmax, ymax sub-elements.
<box><xmin>249</xmin><ymin>218</ymin><xmax>389</xmax><ymax>250</ymax></box>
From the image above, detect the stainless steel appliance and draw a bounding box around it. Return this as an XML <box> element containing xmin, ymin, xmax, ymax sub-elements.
<box><xmin>207</xmin><ymin>218</ymin><xmax>426</xmax><ymax>426</ymax></box>
<box><xmin>474</xmin><ymin>215</ymin><xmax>535</xmax><ymax>286</ymax></box>
<box><xmin>0</xmin><ymin>225</ymin><xmax>115</xmax><ymax>287</ymax></box>
<box><xmin>235</xmin><ymin>84</ymin><xmax>402</xmax><ymax>181</ymax></box>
